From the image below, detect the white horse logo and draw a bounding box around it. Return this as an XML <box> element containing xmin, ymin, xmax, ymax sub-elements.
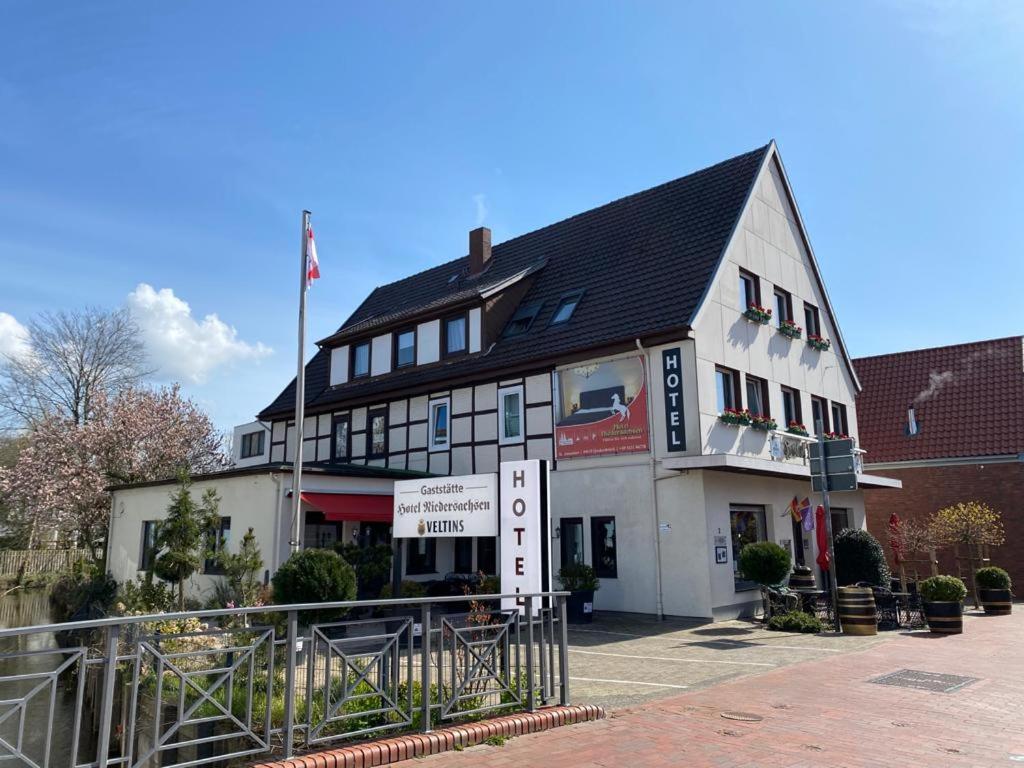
<box><xmin>610</xmin><ymin>393</ymin><xmax>630</xmax><ymax>422</ymax></box>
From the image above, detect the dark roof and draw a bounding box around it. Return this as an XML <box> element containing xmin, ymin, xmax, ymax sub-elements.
<box><xmin>108</xmin><ymin>462</ymin><xmax>430</xmax><ymax>491</ymax></box>
<box><xmin>260</xmin><ymin>144</ymin><xmax>770</xmax><ymax>419</ymax></box>
<box><xmin>854</xmin><ymin>336</ymin><xmax>1024</xmax><ymax>463</ymax></box>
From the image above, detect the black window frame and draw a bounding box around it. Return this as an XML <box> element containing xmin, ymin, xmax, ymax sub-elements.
<box><xmin>442</xmin><ymin>312</ymin><xmax>469</xmax><ymax>358</ymax></box>
<box><xmin>804</xmin><ymin>302</ymin><xmax>821</xmax><ymax>337</ymax></box>
<box><xmin>239</xmin><ymin>430</ymin><xmax>265</xmax><ymax>459</ymax></box>
<box><xmin>350</xmin><ymin>341</ymin><xmax>371</xmax><ymax>379</ymax></box>
<box><xmin>739</xmin><ymin>269</ymin><xmax>761</xmax><ymax>310</ymax></box>
<box><xmin>140</xmin><ymin>520</ymin><xmax>159</xmax><ymax>571</ymax></box>
<box><xmin>773</xmin><ymin>287</ymin><xmax>793</xmax><ymax>325</ymax></box>
<box><xmin>406</xmin><ymin>537</ymin><xmax>437</xmax><ymax>575</ymax></box>
<box><xmin>476</xmin><ymin>537</ymin><xmax>497</xmax><ymax>575</ymax></box>
<box><xmin>548</xmin><ymin>290</ymin><xmax>584</xmax><ymax>327</ymax></box>
<box><xmin>204</xmin><ymin>516</ymin><xmax>231</xmax><ymax>575</ymax></box>
<box><xmin>560</xmin><ymin>517</ymin><xmax>584</xmax><ymax>568</ymax></box>
<box><xmin>590</xmin><ymin>516</ymin><xmax>618</xmax><ymax>579</ymax></box>
<box><xmin>781</xmin><ymin>386</ymin><xmax>802</xmax><ymax>427</ymax></box>
<box><xmin>715</xmin><ymin>366</ymin><xmax>741</xmax><ymax>412</ymax></box>
<box><xmin>830</xmin><ymin>402</ymin><xmax>849</xmax><ymax>436</ymax></box>
<box><xmin>393</xmin><ymin>327</ymin><xmax>417</xmax><ymax>368</ymax></box>
<box><xmin>331</xmin><ymin>414</ymin><xmax>351</xmax><ymax>463</ymax></box>
<box><xmin>502</xmin><ymin>302</ymin><xmax>544</xmax><ymax>337</ymax></box>
<box><xmin>366</xmin><ymin>408</ymin><xmax>388</xmax><ymax>458</ymax></box>
<box><xmin>745</xmin><ymin>374</ymin><xmax>770</xmax><ymax>418</ymax></box>
<box><xmin>810</xmin><ymin>396</ymin><xmax>829</xmax><ymax>435</ymax></box>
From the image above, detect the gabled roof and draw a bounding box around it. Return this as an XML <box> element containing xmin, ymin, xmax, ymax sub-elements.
<box><xmin>854</xmin><ymin>336</ymin><xmax>1024</xmax><ymax>464</ymax></box>
<box><xmin>260</xmin><ymin>144</ymin><xmax>770</xmax><ymax>419</ymax></box>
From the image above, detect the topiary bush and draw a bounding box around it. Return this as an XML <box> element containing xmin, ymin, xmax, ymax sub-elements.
<box><xmin>834</xmin><ymin>528</ymin><xmax>891</xmax><ymax>587</ymax></box>
<box><xmin>919</xmin><ymin>575</ymin><xmax>967</xmax><ymax>603</ymax></box>
<box><xmin>272</xmin><ymin>548</ymin><xmax>356</xmax><ymax>622</ymax></box>
<box><xmin>974</xmin><ymin>566</ymin><xmax>1011</xmax><ymax>591</ymax></box>
<box><xmin>558</xmin><ymin>562</ymin><xmax>600</xmax><ymax>592</ymax></box>
<box><xmin>737</xmin><ymin>541</ymin><xmax>791</xmax><ymax>586</ymax></box>
<box><xmin>336</xmin><ymin>543</ymin><xmax>393</xmax><ymax>600</ymax></box>
<box><xmin>767</xmin><ymin>610</ymin><xmax>824</xmax><ymax>634</ymax></box>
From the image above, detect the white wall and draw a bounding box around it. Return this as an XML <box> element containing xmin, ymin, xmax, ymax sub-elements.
<box><xmin>371</xmin><ymin>334</ymin><xmax>392</xmax><ymax>376</ymax></box>
<box><xmin>417</xmin><ymin>320</ymin><xmax>440</xmax><ymax>364</ymax></box>
<box><xmin>329</xmin><ymin>346</ymin><xmax>349</xmax><ymax>386</ymax></box>
<box><xmin>232</xmin><ymin>421</ymin><xmax>270</xmax><ymax>468</ymax></box>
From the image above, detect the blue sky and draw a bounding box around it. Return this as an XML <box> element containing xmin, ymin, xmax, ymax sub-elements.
<box><xmin>1</xmin><ymin>1</ymin><xmax>1021</xmax><ymax>430</ymax></box>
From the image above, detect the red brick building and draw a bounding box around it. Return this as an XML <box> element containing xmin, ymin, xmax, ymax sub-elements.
<box><xmin>856</xmin><ymin>336</ymin><xmax>1024</xmax><ymax>587</ymax></box>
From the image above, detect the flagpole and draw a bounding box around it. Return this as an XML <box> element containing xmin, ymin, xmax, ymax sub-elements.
<box><xmin>289</xmin><ymin>210</ymin><xmax>311</xmax><ymax>554</ymax></box>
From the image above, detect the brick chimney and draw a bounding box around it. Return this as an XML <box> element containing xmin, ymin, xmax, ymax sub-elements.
<box><xmin>468</xmin><ymin>227</ymin><xmax>491</xmax><ymax>276</ymax></box>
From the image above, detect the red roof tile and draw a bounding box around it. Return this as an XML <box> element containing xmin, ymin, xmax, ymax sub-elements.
<box><xmin>854</xmin><ymin>336</ymin><xmax>1024</xmax><ymax>463</ymax></box>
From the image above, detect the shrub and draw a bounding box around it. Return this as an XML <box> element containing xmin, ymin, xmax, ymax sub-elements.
<box><xmin>379</xmin><ymin>580</ymin><xmax>428</xmax><ymax>599</ymax></box>
<box><xmin>336</xmin><ymin>543</ymin><xmax>393</xmax><ymax>599</ymax></box>
<box><xmin>119</xmin><ymin>576</ymin><xmax>177</xmax><ymax>614</ymax></box>
<box><xmin>271</xmin><ymin>549</ymin><xmax>356</xmax><ymax>622</ymax></box>
<box><xmin>975</xmin><ymin>566</ymin><xmax>1011</xmax><ymax>591</ymax></box>
<box><xmin>919</xmin><ymin>575</ymin><xmax>967</xmax><ymax>603</ymax></box>
<box><xmin>834</xmin><ymin>529</ymin><xmax>890</xmax><ymax>587</ymax></box>
<box><xmin>737</xmin><ymin>541</ymin><xmax>791</xmax><ymax>586</ymax></box>
<box><xmin>50</xmin><ymin>561</ymin><xmax>119</xmax><ymax>624</ymax></box>
<box><xmin>767</xmin><ymin>611</ymin><xmax>824</xmax><ymax>634</ymax></box>
<box><xmin>558</xmin><ymin>562</ymin><xmax>600</xmax><ymax>592</ymax></box>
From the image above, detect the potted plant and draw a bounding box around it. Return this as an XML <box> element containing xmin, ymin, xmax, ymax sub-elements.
<box><xmin>738</xmin><ymin>541</ymin><xmax>792</xmax><ymax>620</ymax></box>
<box><xmin>785</xmin><ymin>422</ymin><xmax>809</xmax><ymax>437</ymax></box>
<box><xmin>807</xmin><ymin>334</ymin><xmax>831</xmax><ymax>351</ymax></box>
<box><xmin>719</xmin><ymin>408</ymin><xmax>753</xmax><ymax>426</ymax></box>
<box><xmin>918</xmin><ymin>575</ymin><xmax>967</xmax><ymax>634</ymax></box>
<box><xmin>834</xmin><ymin>529</ymin><xmax>891</xmax><ymax>588</ymax></box>
<box><xmin>975</xmin><ymin>567</ymin><xmax>1012</xmax><ymax>615</ymax></box>
<box><xmin>824</xmin><ymin>431</ymin><xmax>850</xmax><ymax>441</ymax></box>
<box><xmin>778</xmin><ymin>319</ymin><xmax>802</xmax><ymax>339</ymax></box>
<box><xmin>558</xmin><ymin>562</ymin><xmax>600</xmax><ymax>624</ymax></box>
<box><xmin>743</xmin><ymin>304</ymin><xmax>772</xmax><ymax>325</ymax></box>
<box><xmin>750</xmin><ymin>415</ymin><xmax>778</xmax><ymax>431</ymax></box>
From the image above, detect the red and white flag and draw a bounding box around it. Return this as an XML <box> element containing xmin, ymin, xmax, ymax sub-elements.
<box><xmin>305</xmin><ymin>224</ymin><xmax>320</xmax><ymax>287</ymax></box>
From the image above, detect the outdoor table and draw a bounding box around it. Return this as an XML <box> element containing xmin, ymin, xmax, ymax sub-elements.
<box><xmin>790</xmin><ymin>588</ymin><xmax>827</xmax><ymax>615</ymax></box>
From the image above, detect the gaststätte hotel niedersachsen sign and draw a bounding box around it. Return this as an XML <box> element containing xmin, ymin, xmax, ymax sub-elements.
<box><xmin>554</xmin><ymin>356</ymin><xmax>649</xmax><ymax>459</ymax></box>
<box><xmin>392</xmin><ymin>474</ymin><xmax>498</xmax><ymax>538</ymax></box>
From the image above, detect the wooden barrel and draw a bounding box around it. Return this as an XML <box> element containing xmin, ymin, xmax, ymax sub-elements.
<box><xmin>978</xmin><ymin>589</ymin><xmax>1012</xmax><ymax>616</ymax></box>
<box><xmin>923</xmin><ymin>601</ymin><xmax>963</xmax><ymax>634</ymax></box>
<box><xmin>838</xmin><ymin>586</ymin><xmax>877</xmax><ymax>636</ymax></box>
<box><xmin>789</xmin><ymin>566</ymin><xmax>816</xmax><ymax>590</ymax></box>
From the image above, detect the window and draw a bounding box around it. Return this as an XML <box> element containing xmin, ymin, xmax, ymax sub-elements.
<box><xmin>239</xmin><ymin>430</ymin><xmax>265</xmax><ymax>459</ymax></box>
<box><xmin>730</xmin><ymin>505</ymin><xmax>767</xmax><ymax>590</ymax></box>
<box><xmin>781</xmin><ymin>386</ymin><xmax>802</xmax><ymax>427</ymax></box>
<box><xmin>332</xmin><ymin>416</ymin><xmax>350</xmax><ymax>462</ymax></box>
<box><xmin>351</xmin><ymin>342</ymin><xmax>371</xmax><ymax>378</ymax></box>
<box><xmin>204</xmin><ymin>517</ymin><xmax>231</xmax><ymax>574</ymax></box>
<box><xmin>715</xmin><ymin>366</ymin><xmax>740</xmax><ymax>412</ymax></box>
<box><xmin>428</xmin><ymin>398</ymin><xmax>450</xmax><ymax>451</ymax></box>
<box><xmin>140</xmin><ymin>521</ymin><xmax>158</xmax><ymax>571</ymax></box>
<box><xmin>394</xmin><ymin>328</ymin><xmax>416</xmax><ymax>368</ymax></box>
<box><xmin>549</xmin><ymin>291</ymin><xmax>583</xmax><ymax>326</ymax></box>
<box><xmin>498</xmin><ymin>385</ymin><xmax>524</xmax><ymax>445</ymax></box>
<box><xmin>810</xmin><ymin>396</ymin><xmax>829</xmax><ymax>435</ymax></box>
<box><xmin>304</xmin><ymin>519</ymin><xmax>341</xmax><ymax>549</ymax></box>
<box><xmin>590</xmin><ymin>516</ymin><xmax>617</xmax><ymax>578</ymax></box>
<box><xmin>407</xmin><ymin>537</ymin><xmax>436</xmax><ymax>575</ymax></box>
<box><xmin>367</xmin><ymin>409</ymin><xmax>387</xmax><ymax>458</ymax></box>
<box><xmin>739</xmin><ymin>269</ymin><xmax>761</xmax><ymax>310</ymax></box>
<box><xmin>773</xmin><ymin>288</ymin><xmax>793</xmax><ymax>325</ymax></box>
<box><xmin>503</xmin><ymin>302</ymin><xmax>543</xmax><ymax>337</ymax></box>
<box><xmin>477</xmin><ymin>537</ymin><xmax>497</xmax><ymax>575</ymax></box>
<box><xmin>745</xmin><ymin>375</ymin><xmax>769</xmax><ymax>418</ymax></box>
<box><xmin>443</xmin><ymin>314</ymin><xmax>467</xmax><ymax>357</ymax></box>
<box><xmin>804</xmin><ymin>303</ymin><xmax>821</xmax><ymax>337</ymax></box>
<box><xmin>454</xmin><ymin>538</ymin><xmax>473</xmax><ymax>573</ymax></box>
<box><xmin>830</xmin><ymin>402</ymin><xmax>849</xmax><ymax>436</ymax></box>
<box><xmin>831</xmin><ymin>508</ymin><xmax>851</xmax><ymax>536</ymax></box>
<box><xmin>560</xmin><ymin>518</ymin><xmax>584</xmax><ymax>567</ymax></box>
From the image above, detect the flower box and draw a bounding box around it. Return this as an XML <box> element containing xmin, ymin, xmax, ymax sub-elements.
<box><xmin>785</xmin><ymin>422</ymin><xmax>809</xmax><ymax>437</ymax></box>
<box><xmin>750</xmin><ymin>415</ymin><xmax>778</xmax><ymax>431</ymax></box>
<box><xmin>719</xmin><ymin>408</ymin><xmax>753</xmax><ymax>426</ymax></box>
<box><xmin>743</xmin><ymin>305</ymin><xmax>772</xmax><ymax>325</ymax></box>
<box><xmin>807</xmin><ymin>334</ymin><xmax>831</xmax><ymax>351</ymax></box>
<box><xmin>778</xmin><ymin>320</ymin><xmax>802</xmax><ymax>339</ymax></box>
<box><xmin>824</xmin><ymin>431</ymin><xmax>850</xmax><ymax>441</ymax></box>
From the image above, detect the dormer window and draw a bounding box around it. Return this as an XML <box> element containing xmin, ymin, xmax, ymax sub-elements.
<box><xmin>394</xmin><ymin>328</ymin><xmax>416</xmax><ymax>368</ymax></box>
<box><xmin>444</xmin><ymin>314</ymin><xmax>467</xmax><ymax>357</ymax></box>
<box><xmin>503</xmin><ymin>302</ymin><xmax>542</xmax><ymax>337</ymax></box>
<box><xmin>549</xmin><ymin>291</ymin><xmax>583</xmax><ymax>326</ymax></box>
<box><xmin>351</xmin><ymin>341</ymin><xmax>371</xmax><ymax>378</ymax></box>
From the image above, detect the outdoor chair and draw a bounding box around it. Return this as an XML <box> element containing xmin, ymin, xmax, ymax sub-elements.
<box><xmin>870</xmin><ymin>586</ymin><xmax>900</xmax><ymax>631</ymax></box>
<box><xmin>761</xmin><ymin>585</ymin><xmax>800</xmax><ymax>621</ymax></box>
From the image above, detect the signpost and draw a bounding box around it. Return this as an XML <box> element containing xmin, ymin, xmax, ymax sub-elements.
<box><xmin>499</xmin><ymin>460</ymin><xmax>552</xmax><ymax>615</ymax></box>
<box><xmin>809</xmin><ymin>431</ymin><xmax>858</xmax><ymax>631</ymax></box>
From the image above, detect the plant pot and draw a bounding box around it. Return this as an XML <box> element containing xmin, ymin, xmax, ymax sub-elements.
<box><xmin>837</xmin><ymin>586</ymin><xmax>877</xmax><ymax>636</ymax></box>
<box><xmin>923</xmin><ymin>600</ymin><xmax>963</xmax><ymax>634</ymax></box>
<box><xmin>566</xmin><ymin>590</ymin><xmax>595</xmax><ymax>624</ymax></box>
<box><xmin>978</xmin><ymin>588</ymin><xmax>1012</xmax><ymax>616</ymax></box>
<box><xmin>789</xmin><ymin>566</ymin><xmax>815</xmax><ymax>590</ymax></box>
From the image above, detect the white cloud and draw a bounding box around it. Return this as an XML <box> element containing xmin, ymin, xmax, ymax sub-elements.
<box><xmin>473</xmin><ymin>193</ymin><xmax>488</xmax><ymax>227</ymax></box>
<box><xmin>0</xmin><ymin>312</ymin><xmax>30</xmax><ymax>361</ymax></box>
<box><xmin>126</xmin><ymin>284</ymin><xmax>272</xmax><ymax>384</ymax></box>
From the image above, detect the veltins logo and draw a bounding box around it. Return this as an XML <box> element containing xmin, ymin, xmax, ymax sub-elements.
<box><xmin>417</xmin><ymin>519</ymin><xmax>426</xmax><ymax>536</ymax></box>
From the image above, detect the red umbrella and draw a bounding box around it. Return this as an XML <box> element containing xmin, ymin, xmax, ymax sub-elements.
<box><xmin>815</xmin><ymin>505</ymin><xmax>830</xmax><ymax>571</ymax></box>
<box><xmin>888</xmin><ymin>512</ymin><xmax>904</xmax><ymax>566</ymax></box>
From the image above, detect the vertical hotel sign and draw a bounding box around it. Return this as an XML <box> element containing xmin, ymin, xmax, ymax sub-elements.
<box><xmin>661</xmin><ymin>347</ymin><xmax>686</xmax><ymax>452</ymax></box>
<box><xmin>499</xmin><ymin>460</ymin><xmax>552</xmax><ymax>615</ymax></box>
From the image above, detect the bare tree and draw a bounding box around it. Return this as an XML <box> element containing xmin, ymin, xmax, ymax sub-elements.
<box><xmin>0</xmin><ymin>307</ymin><xmax>151</xmax><ymax>427</ymax></box>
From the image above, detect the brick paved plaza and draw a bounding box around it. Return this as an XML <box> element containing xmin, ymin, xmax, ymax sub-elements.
<box><xmin>422</xmin><ymin>609</ymin><xmax>1024</xmax><ymax>767</ymax></box>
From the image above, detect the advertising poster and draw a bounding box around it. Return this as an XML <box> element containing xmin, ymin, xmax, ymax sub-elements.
<box><xmin>554</xmin><ymin>356</ymin><xmax>649</xmax><ymax>459</ymax></box>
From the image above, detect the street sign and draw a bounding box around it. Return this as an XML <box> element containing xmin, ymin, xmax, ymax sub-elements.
<box><xmin>812</xmin><ymin>472</ymin><xmax>858</xmax><ymax>492</ymax></box>
<box><xmin>808</xmin><ymin>438</ymin><xmax>855</xmax><ymax>459</ymax></box>
<box><xmin>809</xmin><ymin>454</ymin><xmax>856</xmax><ymax>476</ymax></box>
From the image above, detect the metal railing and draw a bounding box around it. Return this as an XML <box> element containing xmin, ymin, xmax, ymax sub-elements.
<box><xmin>0</xmin><ymin>591</ymin><xmax>570</xmax><ymax>768</ymax></box>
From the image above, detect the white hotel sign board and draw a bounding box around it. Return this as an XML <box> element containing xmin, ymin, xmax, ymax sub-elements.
<box><xmin>500</xmin><ymin>460</ymin><xmax>552</xmax><ymax>615</ymax></box>
<box><xmin>392</xmin><ymin>474</ymin><xmax>498</xmax><ymax>538</ymax></box>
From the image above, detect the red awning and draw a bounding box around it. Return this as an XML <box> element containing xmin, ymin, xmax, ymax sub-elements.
<box><xmin>300</xmin><ymin>492</ymin><xmax>393</xmax><ymax>523</ymax></box>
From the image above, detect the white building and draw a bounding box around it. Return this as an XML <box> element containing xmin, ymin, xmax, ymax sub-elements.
<box><xmin>108</xmin><ymin>141</ymin><xmax>899</xmax><ymax>617</ymax></box>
